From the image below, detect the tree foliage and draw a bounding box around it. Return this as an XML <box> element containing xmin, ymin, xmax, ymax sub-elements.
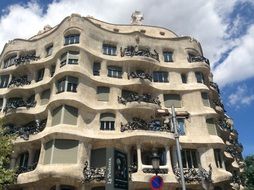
<box><xmin>0</xmin><ymin>122</ymin><xmax>16</xmax><ymax>190</ymax></box>
<box><xmin>243</xmin><ymin>155</ymin><xmax>254</xmax><ymax>190</ymax></box>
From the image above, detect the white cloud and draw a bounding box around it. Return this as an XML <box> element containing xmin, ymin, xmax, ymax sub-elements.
<box><xmin>228</xmin><ymin>85</ymin><xmax>254</xmax><ymax>107</ymax></box>
<box><xmin>213</xmin><ymin>25</ymin><xmax>254</xmax><ymax>87</ymax></box>
<box><xmin>0</xmin><ymin>0</ymin><xmax>254</xmax><ymax>89</ymax></box>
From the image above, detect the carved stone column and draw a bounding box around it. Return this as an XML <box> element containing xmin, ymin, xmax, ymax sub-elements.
<box><xmin>28</xmin><ymin>149</ymin><xmax>35</xmax><ymax>167</ymax></box>
<box><xmin>137</xmin><ymin>144</ymin><xmax>142</xmax><ymax>172</ymax></box>
<box><xmin>55</xmin><ymin>184</ymin><xmax>60</xmax><ymax>190</ymax></box>
<box><xmin>165</xmin><ymin>145</ymin><xmax>173</xmax><ymax>173</ymax></box>
<box><xmin>172</xmin><ymin>146</ymin><xmax>177</xmax><ymax>168</ymax></box>
<box><xmin>10</xmin><ymin>155</ymin><xmax>17</xmax><ymax>169</ymax></box>
<box><xmin>87</xmin><ymin>144</ymin><xmax>92</xmax><ymax>168</ymax></box>
<box><xmin>1</xmin><ymin>96</ymin><xmax>7</xmax><ymax>112</ymax></box>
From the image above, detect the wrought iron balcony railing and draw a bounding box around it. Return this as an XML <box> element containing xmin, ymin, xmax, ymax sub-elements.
<box><xmin>16</xmin><ymin>162</ymin><xmax>38</xmax><ymax>175</ymax></box>
<box><xmin>210</xmin><ymin>82</ymin><xmax>220</xmax><ymax>94</ymax></box>
<box><xmin>118</xmin><ymin>93</ymin><xmax>160</xmax><ymax>106</ymax></box>
<box><xmin>231</xmin><ymin>172</ymin><xmax>243</xmax><ymax>186</ymax></box>
<box><xmin>120</xmin><ymin>46</ymin><xmax>159</xmax><ymax>61</ymax></box>
<box><xmin>83</xmin><ymin>161</ymin><xmax>106</xmax><ymax>182</ymax></box>
<box><xmin>225</xmin><ymin>145</ymin><xmax>243</xmax><ymax>164</ymax></box>
<box><xmin>3</xmin><ymin>98</ymin><xmax>36</xmax><ymax>112</ymax></box>
<box><xmin>188</xmin><ymin>55</ymin><xmax>210</xmax><ymax>65</ymax></box>
<box><xmin>127</xmin><ymin>72</ymin><xmax>152</xmax><ymax>81</ymax></box>
<box><xmin>14</xmin><ymin>54</ymin><xmax>40</xmax><ymax>66</ymax></box>
<box><xmin>173</xmin><ymin>165</ymin><xmax>212</xmax><ymax>183</ymax></box>
<box><xmin>142</xmin><ymin>168</ymin><xmax>168</xmax><ymax>174</ymax></box>
<box><xmin>3</xmin><ymin>119</ymin><xmax>47</xmax><ymax>140</ymax></box>
<box><xmin>216</xmin><ymin>119</ymin><xmax>231</xmax><ymax>132</ymax></box>
<box><xmin>129</xmin><ymin>163</ymin><xmax>137</xmax><ymax>174</ymax></box>
<box><xmin>213</xmin><ymin>99</ymin><xmax>226</xmax><ymax>112</ymax></box>
<box><xmin>121</xmin><ymin>117</ymin><xmax>172</xmax><ymax>132</ymax></box>
<box><xmin>8</xmin><ymin>76</ymin><xmax>31</xmax><ymax>88</ymax></box>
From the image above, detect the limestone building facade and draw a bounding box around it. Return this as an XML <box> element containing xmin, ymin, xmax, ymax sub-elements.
<box><xmin>0</xmin><ymin>13</ymin><xmax>244</xmax><ymax>190</ymax></box>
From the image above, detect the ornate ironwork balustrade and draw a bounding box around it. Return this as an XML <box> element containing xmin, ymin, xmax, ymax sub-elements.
<box><xmin>121</xmin><ymin>117</ymin><xmax>172</xmax><ymax>132</ymax></box>
<box><xmin>127</xmin><ymin>72</ymin><xmax>152</xmax><ymax>81</ymax></box>
<box><xmin>3</xmin><ymin>119</ymin><xmax>46</xmax><ymax>140</ymax></box>
<box><xmin>225</xmin><ymin>145</ymin><xmax>243</xmax><ymax>165</ymax></box>
<box><xmin>120</xmin><ymin>46</ymin><xmax>159</xmax><ymax>61</ymax></box>
<box><xmin>210</xmin><ymin>82</ymin><xmax>220</xmax><ymax>94</ymax></box>
<box><xmin>231</xmin><ymin>172</ymin><xmax>243</xmax><ymax>186</ymax></box>
<box><xmin>213</xmin><ymin>99</ymin><xmax>226</xmax><ymax>112</ymax></box>
<box><xmin>83</xmin><ymin>161</ymin><xmax>106</xmax><ymax>182</ymax></box>
<box><xmin>118</xmin><ymin>93</ymin><xmax>160</xmax><ymax>106</ymax></box>
<box><xmin>16</xmin><ymin>162</ymin><xmax>38</xmax><ymax>175</ymax></box>
<box><xmin>129</xmin><ymin>163</ymin><xmax>137</xmax><ymax>174</ymax></box>
<box><xmin>142</xmin><ymin>168</ymin><xmax>168</xmax><ymax>174</ymax></box>
<box><xmin>14</xmin><ymin>54</ymin><xmax>40</xmax><ymax>66</ymax></box>
<box><xmin>3</xmin><ymin>98</ymin><xmax>36</xmax><ymax>112</ymax></box>
<box><xmin>188</xmin><ymin>55</ymin><xmax>210</xmax><ymax>65</ymax></box>
<box><xmin>8</xmin><ymin>76</ymin><xmax>31</xmax><ymax>88</ymax></box>
<box><xmin>216</xmin><ymin>119</ymin><xmax>231</xmax><ymax>132</ymax></box>
<box><xmin>173</xmin><ymin>165</ymin><xmax>212</xmax><ymax>183</ymax></box>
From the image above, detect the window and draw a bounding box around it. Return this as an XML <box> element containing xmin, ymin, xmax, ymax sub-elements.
<box><xmin>0</xmin><ymin>75</ymin><xmax>9</xmax><ymax>88</ymax></box>
<box><xmin>108</xmin><ymin>66</ymin><xmax>122</xmax><ymax>78</ymax></box>
<box><xmin>188</xmin><ymin>52</ymin><xmax>196</xmax><ymax>62</ymax></box>
<box><xmin>3</xmin><ymin>54</ymin><xmax>16</xmax><ymax>68</ymax></box>
<box><xmin>201</xmin><ymin>92</ymin><xmax>210</xmax><ymax>107</ymax></box>
<box><xmin>18</xmin><ymin>152</ymin><xmax>29</xmax><ymax>169</ymax></box>
<box><xmin>103</xmin><ymin>44</ymin><xmax>116</xmax><ymax>55</ymax></box>
<box><xmin>141</xmin><ymin>148</ymin><xmax>166</xmax><ymax>165</ymax></box>
<box><xmin>181</xmin><ymin>149</ymin><xmax>198</xmax><ymax>168</ymax></box>
<box><xmin>100</xmin><ymin>113</ymin><xmax>115</xmax><ymax>130</ymax></box>
<box><xmin>52</xmin><ymin>105</ymin><xmax>78</xmax><ymax>126</ymax></box>
<box><xmin>60</xmin><ymin>51</ymin><xmax>79</xmax><ymax>67</ymax></box>
<box><xmin>44</xmin><ymin>139</ymin><xmax>79</xmax><ymax>164</ymax></box>
<box><xmin>122</xmin><ymin>90</ymin><xmax>135</xmax><ymax>100</ymax></box>
<box><xmin>91</xmin><ymin>148</ymin><xmax>106</xmax><ymax>168</ymax></box>
<box><xmin>93</xmin><ymin>62</ymin><xmax>101</xmax><ymax>76</ymax></box>
<box><xmin>164</xmin><ymin>94</ymin><xmax>181</xmax><ymax>108</ymax></box>
<box><xmin>153</xmin><ymin>71</ymin><xmax>168</xmax><ymax>82</ymax></box>
<box><xmin>45</xmin><ymin>44</ymin><xmax>53</xmax><ymax>57</ymax></box>
<box><xmin>177</xmin><ymin>118</ymin><xmax>185</xmax><ymax>135</ymax></box>
<box><xmin>97</xmin><ymin>87</ymin><xmax>110</xmax><ymax>101</ymax></box>
<box><xmin>36</xmin><ymin>68</ymin><xmax>45</xmax><ymax>82</ymax></box>
<box><xmin>50</xmin><ymin>64</ymin><xmax>56</xmax><ymax>77</ymax></box>
<box><xmin>50</xmin><ymin>185</ymin><xmax>76</xmax><ymax>190</ymax></box>
<box><xmin>181</xmin><ymin>74</ymin><xmax>187</xmax><ymax>83</ymax></box>
<box><xmin>0</xmin><ymin>98</ymin><xmax>3</xmax><ymax>110</ymax></box>
<box><xmin>195</xmin><ymin>72</ymin><xmax>205</xmax><ymax>84</ymax></box>
<box><xmin>206</xmin><ymin>118</ymin><xmax>217</xmax><ymax>135</ymax></box>
<box><xmin>64</xmin><ymin>34</ymin><xmax>80</xmax><ymax>45</ymax></box>
<box><xmin>214</xmin><ymin>149</ymin><xmax>223</xmax><ymax>168</ymax></box>
<box><xmin>57</xmin><ymin>76</ymin><xmax>78</xmax><ymax>93</ymax></box>
<box><xmin>33</xmin><ymin>149</ymin><xmax>40</xmax><ymax>165</ymax></box>
<box><xmin>163</xmin><ymin>51</ymin><xmax>173</xmax><ymax>62</ymax></box>
<box><xmin>40</xmin><ymin>89</ymin><xmax>50</xmax><ymax>105</ymax></box>
<box><xmin>27</xmin><ymin>94</ymin><xmax>35</xmax><ymax>105</ymax></box>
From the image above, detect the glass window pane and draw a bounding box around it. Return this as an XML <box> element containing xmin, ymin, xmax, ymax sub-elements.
<box><xmin>53</xmin><ymin>139</ymin><xmax>79</xmax><ymax>164</ymax></box>
<box><xmin>164</xmin><ymin>94</ymin><xmax>181</xmax><ymax>108</ymax></box>
<box><xmin>97</xmin><ymin>87</ymin><xmax>110</xmax><ymax>101</ymax></box>
<box><xmin>41</xmin><ymin>89</ymin><xmax>50</xmax><ymax>105</ymax></box>
<box><xmin>52</xmin><ymin>106</ymin><xmax>63</xmax><ymax>126</ymax></box>
<box><xmin>201</xmin><ymin>92</ymin><xmax>210</xmax><ymax>107</ymax></box>
<box><xmin>63</xmin><ymin>105</ymin><xmax>78</xmax><ymax>125</ymax></box>
<box><xmin>206</xmin><ymin>118</ymin><xmax>217</xmax><ymax>135</ymax></box>
<box><xmin>44</xmin><ymin>140</ymin><xmax>53</xmax><ymax>164</ymax></box>
<box><xmin>163</xmin><ymin>52</ymin><xmax>173</xmax><ymax>62</ymax></box>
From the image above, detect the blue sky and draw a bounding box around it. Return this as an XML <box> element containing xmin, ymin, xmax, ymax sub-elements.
<box><xmin>0</xmin><ymin>0</ymin><xmax>253</xmax><ymax>157</ymax></box>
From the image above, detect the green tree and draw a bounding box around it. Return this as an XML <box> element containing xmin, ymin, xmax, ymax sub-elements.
<box><xmin>0</xmin><ymin>122</ymin><xmax>16</xmax><ymax>190</ymax></box>
<box><xmin>243</xmin><ymin>155</ymin><xmax>254</xmax><ymax>190</ymax></box>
